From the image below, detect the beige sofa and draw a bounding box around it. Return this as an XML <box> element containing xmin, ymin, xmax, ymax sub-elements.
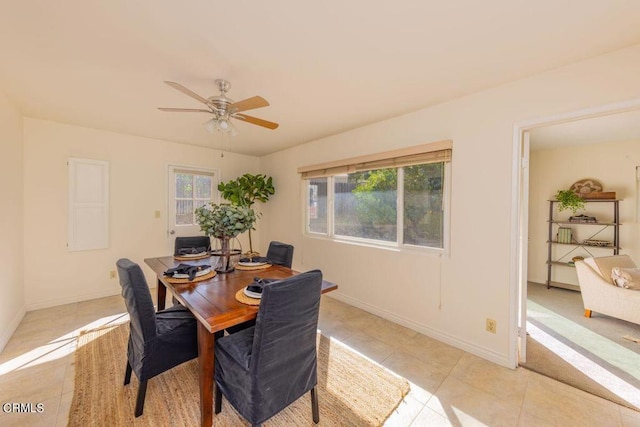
<box><xmin>575</xmin><ymin>255</ymin><xmax>640</xmax><ymax>325</ymax></box>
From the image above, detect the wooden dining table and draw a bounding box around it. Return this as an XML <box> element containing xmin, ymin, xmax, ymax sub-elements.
<box><xmin>144</xmin><ymin>255</ymin><xmax>337</xmax><ymax>427</ymax></box>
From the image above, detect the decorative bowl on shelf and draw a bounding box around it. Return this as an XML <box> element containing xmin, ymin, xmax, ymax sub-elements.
<box><xmin>570</xmin><ymin>178</ymin><xmax>603</xmax><ymax>194</ymax></box>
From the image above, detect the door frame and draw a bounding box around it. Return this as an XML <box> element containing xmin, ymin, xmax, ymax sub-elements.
<box><xmin>509</xmin><ymin>98</ymin><xmax>640</xmax><ymax>368</ymax></box>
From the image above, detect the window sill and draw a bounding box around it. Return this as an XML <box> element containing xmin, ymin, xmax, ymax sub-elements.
<box><xmin>303</xmin><ymin>232</ymin><xmax>444</xmax><ymax>257</ymax></box>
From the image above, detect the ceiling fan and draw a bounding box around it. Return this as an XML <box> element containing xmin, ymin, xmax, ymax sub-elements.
<box><xmin>158</xmin><ymin>79</ymin><xmax>279</xmax><ymax>135</ymax></box>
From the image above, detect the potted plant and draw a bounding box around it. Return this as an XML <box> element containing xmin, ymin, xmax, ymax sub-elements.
<box><xmin>218</xmin><ymin>173</ymin><xmax>275</xmax><ymax>256</ymax></box>
<box><xmin>555</xmin><ymin>189</ymin><xmax>586</xmax><ymax>213</ymax></box>
<box><xmin>194</xmin><ymin>203</ymin><xmax>256</xmax><ymax>272</ymax></box>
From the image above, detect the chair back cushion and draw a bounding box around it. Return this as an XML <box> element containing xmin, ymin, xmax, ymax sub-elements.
<box><xmin>250</xmin><ymin>269</ymin><xmax>322</xmax><ymax>416</ymax></box>
<box><xmin>266</xmin><ymin>241</ymin><xmax>294</xmax><ymax>268</ymax></box>
<box><xmin>174</xmin><ymin>236</ymin><xmax>211</xmax><ymax>255</ymax></box>
<box><xmin>116</xmin><ymin>259</ymin><xmax>158</xmax><ymax>372</ymax></box>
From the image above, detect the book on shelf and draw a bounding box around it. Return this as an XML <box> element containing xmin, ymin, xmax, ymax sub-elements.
<box><xmin>557</xmin><ymin>227</ymin><xmax>572</xmax><ymax>244</ymax></box>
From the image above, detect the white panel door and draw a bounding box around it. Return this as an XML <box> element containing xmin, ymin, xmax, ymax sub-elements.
<box><xmin>168</xmin><ymin>166</ymin><xmax>218</xmax><ymax>246</ymax></box>
<box><xmin>68</xmin><ymin>158</ymin><xmax>109</xmax><ymax>251</ymax></box>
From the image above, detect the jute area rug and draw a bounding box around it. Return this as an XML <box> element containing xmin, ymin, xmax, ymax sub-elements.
<box><xmin>68</xmin><ymin>323</ymin><xmax>409</xmax><ymax>426</ymax></box>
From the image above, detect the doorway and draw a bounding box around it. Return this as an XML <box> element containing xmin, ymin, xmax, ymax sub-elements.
<box><xmin>167</xmin><ymin>165</ymin><xmax>219</xmax><ymax>253</ymax></box>
<box><xmin>513</xmin><ymin>99</ymin><xmax>640</xmax><ymax>409</ymax></box>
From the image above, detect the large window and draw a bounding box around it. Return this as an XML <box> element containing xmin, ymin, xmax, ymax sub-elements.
<box><xmin>301</xmin><ymin>141</ymin><xmax>451</xmax><ymax>250</ymax></box>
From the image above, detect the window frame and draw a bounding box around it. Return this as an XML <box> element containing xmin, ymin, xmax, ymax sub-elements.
<box><xmin>174</xmin><ymin>173</ymin><xmax>215</xmax><ymax>226</ymax></box>
<box><xmin>303</xmin><ymin>160</ymin><xmax>451</xmax><ymax>254</ymax></box>
<box><xmin>168</xmin><ymin>165</ymin><xmax>219</xmax><ymax>232</ymax></box>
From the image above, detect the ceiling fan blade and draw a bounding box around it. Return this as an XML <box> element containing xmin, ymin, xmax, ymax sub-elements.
<box><xmin>230</xmin><ymin>96</ymin><xmax>269</xmax><ymax>113</ymax></box>
<box><xmin>164</xmin><ymin>81</ymin><xmax>209</xmax><ymax>105</ymax></box>
<box><xmin>158</xmin><ymin>107</ymin><xmax>211</xmax><ymax>113</ymax></box>
<box><xmin>233</xmin><ymin>113</ymin><xmax>279</xmax><ymax>130</ymax></box>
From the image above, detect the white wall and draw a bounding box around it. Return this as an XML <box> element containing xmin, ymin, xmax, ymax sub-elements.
<box><xmin>0</xmin><ymin>91</ymin><xmax>25</xmax><ymax>351</ymax></box>
<box><xmin>529</xmin><ymin>140</ymin><xmax>640</xmax><ymax>286</ymax></box>
<box><xmin>23</xmin><ymin>119</ymin><xmax>260</xmax><ymax>309</ymax></box>
<box><xmin>260</xmin><ymin>44</ymin><xmax>640</xmax><ymax>367</ymax></box>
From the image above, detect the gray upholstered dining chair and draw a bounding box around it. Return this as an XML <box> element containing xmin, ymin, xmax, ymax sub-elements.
<box><xmin>116</xmin><ymin>258</ymin><xmax>202</xmax><ymax>417</ymax></box>
<box><xmin>174</xmin><ymin>235</ymin><xmax>211</xmax><ymax>255</ymax></box>
<box><xmin>170</xmin><ymin>236</ymin><xmax>211</xmax><ymax>306</ymax></box>
<box><xmin>226</xmin><ymin>241</ymin><xmax>295</xmax><ymax>334</ymax></box>
<box><xmin>214</xmin><ymin>269</ymin><xmax>323</xmax><ymax>426</ymax></box>
<box><xmin>266</xmin><ymin>241</ymin><xmax>294</xmax><ymax>268</ymax></box>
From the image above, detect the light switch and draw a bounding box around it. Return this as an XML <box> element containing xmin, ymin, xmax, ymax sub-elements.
<box><xmin>154</xmin><ymin>210</ymin><xmax>161</xmax><ymax>218</ymax></box>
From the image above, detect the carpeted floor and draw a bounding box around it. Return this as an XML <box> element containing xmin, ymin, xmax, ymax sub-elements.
<box><xmin>68</xmin><ymin>323</ymin><xmax>410</xmax><ymax>426</ymax></box>
<box><xmin>522</xmin><ymin>282</ymin><xmax>640</xmax><ymax>411</ymax></box>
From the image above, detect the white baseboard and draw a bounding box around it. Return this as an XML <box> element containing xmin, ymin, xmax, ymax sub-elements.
<box><xmin>325</xmin><ymin>291</ymin><xmax>511</xmax><ymax>368</ymax></box>
<box><xmin>26</xmin><ymin>288</ymin><xmax>121</xmax><ymax>311</ymax></box>
<box><xmin>0</xmin><ymin>305</ymin><xmax>26</xmax><ymax>353</ymax></box>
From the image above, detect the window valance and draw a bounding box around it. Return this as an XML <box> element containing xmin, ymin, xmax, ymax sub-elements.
<box><xmin>298</xmin><ymin>140</ymin><xmax>452</xmax><ymax>179</ymax></box>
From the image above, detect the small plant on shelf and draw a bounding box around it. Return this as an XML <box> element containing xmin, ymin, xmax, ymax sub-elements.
<box><xmin>555</xmin><ymin>190</ymin><xmax>585</xmax><ymax>213</ymax></box>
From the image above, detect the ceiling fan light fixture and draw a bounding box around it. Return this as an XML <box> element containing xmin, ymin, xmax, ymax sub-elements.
<box><xmin>203</xmin><ymin>117</ymin><xmax>238</xmax><ymax>136</ymax></box>
<box><xmin>217</xmin><ymin>118</ymin><xmax>230</xmax><ymax>131</ymax></box>
<box><xmin>203</xmin><ymin>118</ymin><xmax>217</xmax><ymax>134</ymax></box>
<box><xmin>227</xmin><ymin>120</ymin><xmax>238</xmax><ymax>137</ymax></box>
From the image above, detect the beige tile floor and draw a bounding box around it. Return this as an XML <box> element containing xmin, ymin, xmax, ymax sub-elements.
<box><xmin>1</xmin><ymin>294</ymin><xmax>640</xmax><ymax>427</ymax></box>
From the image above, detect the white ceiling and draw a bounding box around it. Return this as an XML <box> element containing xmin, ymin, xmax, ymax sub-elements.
<box><xmin>2</xmin><ymin>1</ymin><xmax>640</xmax><ymax>156</ymax></box>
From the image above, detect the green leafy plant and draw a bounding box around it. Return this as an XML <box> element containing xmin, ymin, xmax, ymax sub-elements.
<box><xmin>218</xmin><ymin>174</ymin><xmax>275</xmax><ymax>253</ymax></box>
<box><xmin>555</xmin><ymin>190</ymin><xmax>585</xmax><ymax>213</ymax></box>
<box><xmin>194</xmin><ymin>203</ymin><xmax>256</xmax><ymax>239</ymax></box>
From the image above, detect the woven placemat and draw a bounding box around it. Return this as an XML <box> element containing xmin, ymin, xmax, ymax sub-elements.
<box><xmin>173</xmin><ymin>253</ymin><xmax>211</xmax><ymax>261</ymax></box>
<box><xmin>235</xmin><ymin>288</ymin><xmax>261</xmax><ymax>305</ymax></box>
<box><xmin>235</xmin><ymin>263</ymin><xmax>272</xmax><ymax>271</ymax></box>
<box><xmin>164</xmin><ymin>270</ymin><xmax>217</xmax><ymax>284</ymax></box>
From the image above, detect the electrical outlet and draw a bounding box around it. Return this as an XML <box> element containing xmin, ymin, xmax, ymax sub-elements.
<box><xmin>109</xmin><ymin>270</ymin><xmax>117</xmax><ymax>279</ymax></box>
<box><xmin>486</xmin><ymin>318</ymin><xmax>497</xmax><ymax>334</ymax></box>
